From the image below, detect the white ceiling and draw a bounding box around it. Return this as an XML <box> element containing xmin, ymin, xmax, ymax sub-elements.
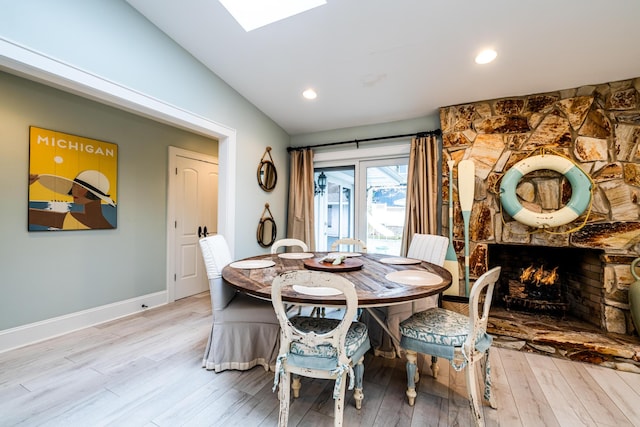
<box><xmin>125</xmin><ymin>0</ymin><xmax>640</xmax><ymax>136</ymax></box>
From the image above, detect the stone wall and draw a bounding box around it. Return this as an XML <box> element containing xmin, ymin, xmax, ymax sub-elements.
<box><xmin>439</xmin><ymin>77</ymin><xmax>640</xmax><ymax>334</ymax></box>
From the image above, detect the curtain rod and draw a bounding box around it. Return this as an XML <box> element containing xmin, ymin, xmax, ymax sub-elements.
<box><xmin>286</xmin><ymin>129</ymin><xmax>441</xmax><ymax>152</ymax></box>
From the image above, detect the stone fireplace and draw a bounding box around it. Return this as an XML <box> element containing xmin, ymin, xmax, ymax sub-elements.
<box><xmin>439</xmin><ymin>77</ymin><xmax>640</xmax><ymax>335</ymax></box>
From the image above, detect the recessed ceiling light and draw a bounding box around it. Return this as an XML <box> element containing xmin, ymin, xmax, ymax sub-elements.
<box><xmin>475</xmin><ymin>49</ymin><xmax>497</xmax><ymax>64</ymax></box>
<box><xmin>219</xmin><ymin>0</ymin><xmax>326</xmax><ymax>32</ymax></box>
<box><xmin>302</xmin><ymin>89</ymin><xmax>317</xmax><ymax>100</ymax></box>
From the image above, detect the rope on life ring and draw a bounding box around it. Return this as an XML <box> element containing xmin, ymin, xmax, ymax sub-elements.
<box><xmin>499</xmin><ymin>154</ymin><xmax>592</xmax><ymax>229</ymax></box>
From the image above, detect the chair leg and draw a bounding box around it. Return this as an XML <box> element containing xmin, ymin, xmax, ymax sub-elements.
<box><xmin>278</xmin><ymin>371</ymin><xmax>291</xmax><ymax>427</ymax></box>
<box><xmin>481</xmin><ymin>351</ymin><xmax>497</xmax><ymax>409</ymax></box>
<box><xmin>333</xmin><ymin>373</ymin><xmax>348</xmax><ymax>427</ymax></box>
<box><xmin>353</xmin><ymin>356</ymin><xmax>365</xmax><ymax>410</ymax></box>
<box><xmin>292</xmin><ymin>374</ymin><xmax>302</xmax><ymax>398</ymax></box>
<box><xmin>465</xmin><ymin>361</ymin><xmax>484</xmax><ymax>427</ymax></box>
<box><xmin>405</xmin><ymin>350</ymin><xmax>418</xmax><ymax>406</ymax></box>
<box><xmin>431</xmin><ymin>355</ymin><xmax>439</xmax><ymax>379</ymax></box>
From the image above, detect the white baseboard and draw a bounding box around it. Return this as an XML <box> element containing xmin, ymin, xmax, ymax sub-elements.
<box><xmin>0</xmin><ymin>291</ymin><xmax>167</xmax><ymax>353</ymax></box>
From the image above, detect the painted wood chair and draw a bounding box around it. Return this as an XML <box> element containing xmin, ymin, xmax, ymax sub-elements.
<box><xmin>271</xmin><ymin>238</ymin><xmax>309</xmax><ymax>254</ymax></box>
<box><xmin>362</xmin><ymin>233</ymin><xmax>449</xmax><ymax>358</ymax></box>
<box><xmin>330</xmin><ymin>238</ymin><xmax>367</xmax><ymax>253</ymax></box>
<box><xmin>271</xmin><ymin>270</ymin><xmax>370</xmax><ymax>427</ymax></box>
<box><xmin>399</xmin><ymin>266</ymin><xmax>501</xmax><ymax>427</ymax></box>
<box><xmin>199</xmin><ymin>235</ymin><xmax>280</xmax><ymax>372</ymax></box>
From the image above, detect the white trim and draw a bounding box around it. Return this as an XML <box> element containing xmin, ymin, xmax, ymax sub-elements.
<box><xmin>0</xmin><ymin>291</ymin><xmax>167</xmax><ymax>353</ymax></box>
<box><xmin>312</xmin><ymin>142</ymin><xmax>410</xmax><ymax>163</ymax></box>
<box><xmin>0</xmin><ymin>37</ymin><xmax>236</xmax><ymax>250</ymax></box>
<box><xmin>0</xmin><ymin>37</ymin><xmax>237</xmax><ymax>344</ymax></box>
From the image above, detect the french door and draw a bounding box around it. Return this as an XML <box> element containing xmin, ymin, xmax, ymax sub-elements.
<box><xmin>314</xmin><ymin>157</ymin><xmax>408</xmax><ymax>255</ymax></box>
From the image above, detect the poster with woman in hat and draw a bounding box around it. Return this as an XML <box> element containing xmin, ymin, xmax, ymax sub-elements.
<box><xmin>28</xmin><ymin>126</ymin><xmax>118</xmax><ymax>231</ymax></box>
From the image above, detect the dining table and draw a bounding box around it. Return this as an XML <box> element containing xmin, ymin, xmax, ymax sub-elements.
<box><xmin>221</xmin><ymin>251</ymin><xmax>452</xmax><ymax>348</ymax></box>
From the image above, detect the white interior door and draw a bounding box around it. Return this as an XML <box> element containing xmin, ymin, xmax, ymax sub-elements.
<box><xmin>173</xmin><ymin>152</ymin><xmax>218</xmax><ymax>300</ymax></box>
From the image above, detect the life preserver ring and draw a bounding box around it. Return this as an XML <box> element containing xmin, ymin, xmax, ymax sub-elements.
<box><xmin>500</xmin><ymin>155</ymin><xmax>591</xmax><ymax>228</ymax></box>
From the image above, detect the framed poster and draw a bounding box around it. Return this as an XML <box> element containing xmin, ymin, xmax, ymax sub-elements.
<box><xmin>28</xmin><ymin>126</ymin><xmax>118</xmax><ymax>231</ymax></box>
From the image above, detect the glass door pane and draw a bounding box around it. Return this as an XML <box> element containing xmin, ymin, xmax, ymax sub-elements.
<box><xmin>313</xmin><ymin>167</ymin><xmax>355</xmax><ymax>251</ymax></box>
<box><xmin>359</xmin><ymin>158</ymin><xmax>408</xmax><ymax>255</ymax></box>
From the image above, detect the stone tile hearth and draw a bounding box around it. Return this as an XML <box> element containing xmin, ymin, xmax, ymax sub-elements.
<box><xmin>489</xmin><ymin>306</ymin><xmax>640</xmax><ymax>373</ymax></box>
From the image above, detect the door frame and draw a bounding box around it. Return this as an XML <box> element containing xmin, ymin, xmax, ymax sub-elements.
<box><xmin>167</xmin><ymin>146</ymin><xmax>218</xmax><ymax>302</ymax></box>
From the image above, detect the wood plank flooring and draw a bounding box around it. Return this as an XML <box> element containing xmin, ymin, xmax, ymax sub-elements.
<box><xmin>1</xmin><ymin>292</ymin><xmax>639</xmax><ymax>426</ymax></box>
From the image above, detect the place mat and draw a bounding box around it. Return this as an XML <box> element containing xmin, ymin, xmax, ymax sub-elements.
<box><xmin>303</xmin><ymin>257</ymin><xmax>364</xmax><ymax>272</ymax></box>
<box><xmin>292</xmin><ymin>285</ymin><xmax>342</xmax><ymax>296</ymax></box>
<box><xmin>229</xmin><ymin>259</ymin><xmax>275</xmax><ymax>269</ymax></box>
<box><xmin>278</xmin><ymin>252</ymin><xmax>314</xmax><ymax>259</ymax></box>
<box><xmin>385</xmin><ymin>270</ymin><xmax>443</xmax><ymax>286</ymax></box>
<box><xmin>328</xmin><ymin>252</ymin><xmax>362</xmax><ymax>257</ymax></box>
<box><xmin>379</xmin><ymin>257</ymin><xmax>422</xmax><ymax>265</ymax></box>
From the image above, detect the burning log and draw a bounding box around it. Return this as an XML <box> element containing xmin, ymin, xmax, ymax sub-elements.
<box><xmin>519</xmin><ymin>264</ymin><xmax>561</xmax><ymax>301</ymax></box>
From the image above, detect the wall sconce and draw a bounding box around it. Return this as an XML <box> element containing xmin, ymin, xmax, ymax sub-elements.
<box><xmin>314</xmin><ymin>172</ymin><xmax>327</xmax><ymax>196</ymax></box>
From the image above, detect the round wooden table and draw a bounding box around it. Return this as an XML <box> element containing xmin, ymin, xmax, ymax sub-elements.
<box><xmin>221</xmin><ymin>252</ymin><xmax>452</xmax><ymax>307</ymax></box>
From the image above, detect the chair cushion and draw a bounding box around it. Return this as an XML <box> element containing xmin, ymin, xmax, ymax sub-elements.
<box><xmin>399</xmin><ymin>307</ymin><xmax>492</xmax><ymax>362</ymax></box>
<box><xmin>286</xmin><ymin>316</ymin><xmax>370</xmax><ymax>371</ymax></box>
<box><xmin>399</xmin><ymin>307</ymin><xmax>470</xmax><ymax>347</ymax></box>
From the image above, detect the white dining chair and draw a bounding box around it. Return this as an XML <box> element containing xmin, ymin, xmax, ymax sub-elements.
<box><xmin>330</xmin><ymin>238</ymin><xmax>367</xmax><ymax>253</ymax></box>
<box><xmin>361</xmin><ymin>233</ymin><xmax>449</xmax><ymax>358</ymax></box>
<box><xmin>271</xmin><ymin>270</ymin><xmax>370</xmax><ymax>427</ymax></box>
<box><xmin>199</xmin><ymin>235</ymin><xmax>280</xmax><ymax>372</ymax></box>
<box><xmin>399</xmin><ymin>266</ymin><xmax>501</xmax><ymax>427</ymax></box>
<box><xmin>271</xmin><ymin>238</ymin><xmax>309</xmax><ymax>254</ymax></box>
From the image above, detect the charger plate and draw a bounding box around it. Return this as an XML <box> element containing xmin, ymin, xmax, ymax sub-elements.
<box><xmin>229</xmin><ymin>259</ymin><xmax>275</xmax><ymax>269</ymax></box>
<box><xmin>278</xmin><ymin>252</ymin><xmax>314</xmax><ymax>259</ymax></box>
<box><xmin>385</xmin><ymin>270</ymin><xmax>443</xmax><ymax>286</ymax></box>
<box><xmin>379</xmin><ymin>257</ymin><xmax>421</xmax><ymax>265</ymax></box>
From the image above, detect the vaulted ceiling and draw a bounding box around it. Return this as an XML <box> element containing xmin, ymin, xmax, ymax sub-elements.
<box><xmin>126</xmin><ymin>0</ymin><xmax>640</xmax><ymax>135</ymax></box>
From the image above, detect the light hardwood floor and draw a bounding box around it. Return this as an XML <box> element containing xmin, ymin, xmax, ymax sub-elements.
<box><xmin>2</xmin><ymin>292</ymin><xmax>640</xmax><ymax>426</ymax></box>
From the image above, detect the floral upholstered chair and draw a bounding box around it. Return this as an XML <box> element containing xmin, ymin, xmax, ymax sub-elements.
<box><xmin>399</xmin><ymin>266</ymin><xmax>501</xmax><ymax>427</ymax></box>
<box><xmin>271</xmin><ymin>270</ymin><xmax>370</xmax><ymax>427</ymax></box>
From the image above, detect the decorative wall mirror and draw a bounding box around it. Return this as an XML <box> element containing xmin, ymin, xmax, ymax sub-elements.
<box><xmin>257</xmin><ymin>203</ymin><xmax>277</xmax><ymax>247</ymax></box>
<box><xmin>257</xmin><ymin>146</ymin><xmax>277</xmax><ymax>192</ymax></box>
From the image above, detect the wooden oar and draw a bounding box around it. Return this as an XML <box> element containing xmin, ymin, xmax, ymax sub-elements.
<box><xmin>443</xmin><ymin>160</ymin><xmax>460</xmax><ymax>296</ymax></box>
<box><xmin>458</xmin><ymin>159</ymin><xmax>475</xmax><ymax>296</ymax></box>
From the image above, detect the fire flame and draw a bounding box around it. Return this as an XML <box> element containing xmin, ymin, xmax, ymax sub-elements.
<box><xmin>520</xmin><ymin>265</ymin><xmax>559</xmax><ymax>286</ymax></box>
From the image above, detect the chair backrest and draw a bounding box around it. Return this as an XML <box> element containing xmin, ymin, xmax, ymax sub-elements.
<box><xmin>199</xmin><ymin>235</ymin><xmax>236</xmax><ymax>311</ymax></box>
<box><xmin>271</xmin><ymin>270</ymin><xmax>358</xmax><ymax>366</ymax></box>
<box><xmin>407</xmin><ymin>234</ymin><xmax>448</xmax><ymax>266</ymax></box>
<box><xmin>271</xmin><ymin>238</ymin><xmax>309</xmax><ymax>254</ymax></box>
<box><xmin>466</xmin><ymin>266</ymin><xmax>501</xmax><ymax>351</ymax></box>
<box><xmin>330</xmin><ymin>238</ymin><xmax>367</xmax><ymax>253</ymax></box>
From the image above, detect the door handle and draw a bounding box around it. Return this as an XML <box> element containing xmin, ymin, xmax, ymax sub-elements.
<box><xmin>203</xmin><ymin>226</ymin><xmax>208</xmax><ymax>237</ymax></box>
<box><xmin>198</xmin><ymin>226</ymin><xmax>202</xmax><ymax>238</ymax></box>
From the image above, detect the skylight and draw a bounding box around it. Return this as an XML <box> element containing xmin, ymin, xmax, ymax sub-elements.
<box><xmin>219</xmin><ymin>0</ymin><xmax>327</xmax><ymax>32</ymax></box>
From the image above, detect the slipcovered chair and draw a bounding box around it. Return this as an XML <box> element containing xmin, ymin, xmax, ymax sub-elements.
<box><xmin>271</xmin><ymin>238</ymin><xmax>309</xmax><ymax>254</ymax></box>
<box><xmin>361</xmin><ymin>233</ymin><xmax>449</xmax><ymax>357</ymax></box>
<box><xmin>330</xmin><ymin>238</ymin><xmax>367</xmax><ymax>253</ymax></box>
<box><xmin>399</xmin><ymin>266</ymin><xmax>501</xmax><ymax>427</ymax></box>
<box><xmin>271</xmin><ymin>270</ymin><xmax>370</xmax><ymax>427</ymax></box>
<box><xmin>199</xmin><ymin>235</ymin><xmax>280</xmax><ymax>372</ymax></box>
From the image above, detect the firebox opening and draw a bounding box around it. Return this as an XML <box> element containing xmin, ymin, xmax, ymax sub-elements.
<box><xmin>488</xmin><ymin>244</ymin><xmax>605</xmax><ymax>328</ymax></box>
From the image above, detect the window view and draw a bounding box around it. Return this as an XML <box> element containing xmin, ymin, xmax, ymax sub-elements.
<box><xmin>314</xmin><ymin>158</ymin><xmax>408</xmax><ymax>255</ymax></box>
